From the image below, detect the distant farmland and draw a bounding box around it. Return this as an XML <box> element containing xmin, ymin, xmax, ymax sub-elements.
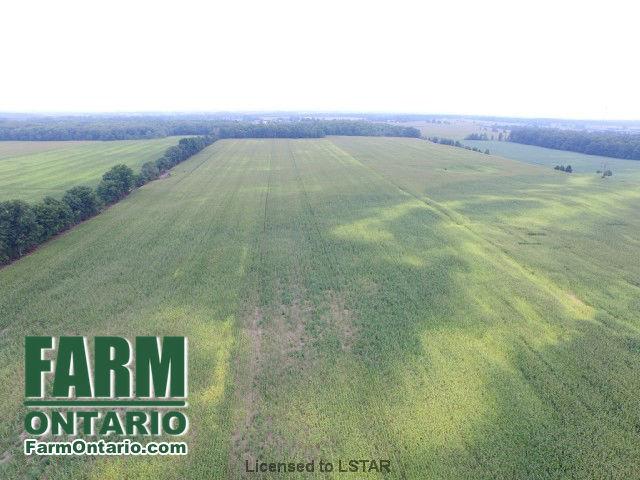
<box><xmin>0</xmin><ymin>137</ymin><xmax>180</xmax><ymax>201</ymax></box>
<box><xmin>0</xmin><ymin>141</ymin><xmax>88</xmax><ymax>160</ymax></box>
<box><xmin>402</xmin><ymin>120</ymin><xmax>495</xmax><ymax>140</ymax></box>
<box><xmin>464</xmin><ymin>139</ymin><xmax>640</xmax><ymax>176</ymax></box>
<box><xmin>1</xmin><ymin>137</ymin><xmax>639</xmax><ymax>478</ymax></box>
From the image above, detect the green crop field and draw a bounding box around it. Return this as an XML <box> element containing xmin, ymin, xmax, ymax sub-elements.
<box><xmin>0</xmin><ymin>138</ymin><xmax>181</xmax><ymax>201</ymax></box>
<box><xmin>1</xmin><ymin>137</ymin><xmax>639</xmax><ymax>479</ymax></box>
<box><xmin>464</xmin><ymin>140</ymin><xmax>640</xmax><ymax>177</ymax></box>
<box><xmin>0</xmin><ymin>141</ymin><xmax>91</xmax><ymax>161</ymax></box>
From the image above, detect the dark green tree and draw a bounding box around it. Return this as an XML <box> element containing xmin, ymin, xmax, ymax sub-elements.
<box><xmin>33</xmin><ymin>197</ymin><xmax>73</xmax><ymax>242</ymax></box>
<box><xmin>96</xmin><ymin>164</ymin><xmax>135</xmax><ymax>204</ymax></box>
<box><xmin>63</xmin><ymin>186</ymin><xmax>100</xmax><ymax>222</ymax></box>
<box><xmin>0</xmin><ymin>200</ymin><xmax>39</xmax><ymax>262</ymax></box>
<box><xmin>155</xmin><ymin>156</ymin><xmax>172</xmax><ymax>173</ymax></box>
<box><xmin>96</xmin><ymin>180</ymin><xmax>124</xmax><ymax>204</ymax></box>
<box><xmin>139</xmin><ymin>161</ymin><xmax>160</xmax><ymax>183</ymax></box>
<box><xmin>102</xmin><ymin>164</ymin><xmax>134</xmax><ymax>194</ymax></box>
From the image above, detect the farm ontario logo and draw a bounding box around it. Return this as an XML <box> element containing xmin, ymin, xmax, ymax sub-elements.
<box><xmin>23</xmin><ymin>336</ymin><xmax>189</xmax><ymax>456</ymax></box>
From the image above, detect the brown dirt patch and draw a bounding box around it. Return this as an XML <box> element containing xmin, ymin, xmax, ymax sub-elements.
<box><xmin>228</xmin><ymin>286</ymin><xmax>357</xmax><ymax>476</ymax></box>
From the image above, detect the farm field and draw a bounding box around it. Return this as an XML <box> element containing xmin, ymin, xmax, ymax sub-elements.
<box><xmin>464</xmin><ymin>139</ymin><xmax>640</xmax><ymax>176</ymax></box>
<box><xmin>0</xmin><ymin>141</ymin><xmax>90</xmax><ymax>160</ymax></box>
<box><xmin>1</xmin><ymin>137</ymin><xmax>640</xmax><ymax>479</ymax></box>
<box><xmin>0</xmin><ymin>137</ymin><xmax>181</xmax><ymax>201</ymax></box>
<box><xmin>403</xmin><ymin>120</ymin><xmax>502</xmax><ymax>140</ymax></box>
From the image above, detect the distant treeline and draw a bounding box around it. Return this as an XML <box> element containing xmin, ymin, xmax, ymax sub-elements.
<box><xmin>217</xmin><ymin>120</ymin><xmax>419</xmax><ymax>139</ymax></box>
<box><xmin>0</xmin><ymin>117</ymin><xmax>217</xmax><ymax>141</ymax></box>
<box><xmin>0</xmin><ymin>136</ymin><xmax>214</xmax><ymax>265</ymax></box>
<box><xmin>427</xmin><ymin>137</ymin><xmax>489</xmax><ymax>154</ymax></box>
<box><xmin>509</xmin><ymin>127</ymin><xmax>640</xmax><ymax>160</ymax></box>
<box><xmin>465</xmin><ymin>132</ymin><xmax>506</xmax><ymax>141</ymax></box>
<box><xmin>464</xmin><ymin>133</ymin><xmax>489</xmax><ymax>141</ymax></box>
<box><xmin>0</xmin><ymin>117</ymin><xmax>419</xmax><ymax>141</ymax></box>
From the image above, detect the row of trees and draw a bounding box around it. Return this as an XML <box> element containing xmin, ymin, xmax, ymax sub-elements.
<box><xmin>211</xmin><ymin>120</ymin><xmax>420</xmax><ymax>139</ymax></box>
<box><xmin>0</xmin><ymin>117</ymin><xmax>420</xmax><ymax>141</ymax></box>
<box><xmin>0</xmin><ymin>136</ymin><xmax>215</xmax><ymax>265</ymax></box>
<box><xmin>554</xmin><ymin>165</ymin><xmax>573</xmax><ymax>173</ymax></box>
<box><xmin>0</xmin><ymin>118</ymin><xmax>218</xmax><ymax>141</ymax></box>
<box><xmin>427</xmin><ymin>137</ymin><xmax>490</xmax><ymax>154</ymax></box>
<box><xmin>464</xmin><ymin>133</ymin><xmax>489</xmax><ymax>141</ymax></box>
<box><xmin>509</xmin><ymin>127</ymin><xmax>640</xmax><ymax>160</ymax></box>
<box><xmin>465</xmin><ymin>132</ymin><xmax>508</xmax><ymax>141</ymax></box>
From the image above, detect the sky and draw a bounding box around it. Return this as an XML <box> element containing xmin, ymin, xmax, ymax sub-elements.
<box><xmin>1</xmin><ymin>0</ymin><xmax>638</xmax><ymax>120</ymax></box>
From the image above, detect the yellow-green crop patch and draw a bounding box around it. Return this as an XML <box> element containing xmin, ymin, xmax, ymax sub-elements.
<box><xmin>1</xmin><ymin>137</ymin><xmax>639</xmax><ymax>479</ymax></box>
<box><xmin>0</xmin><ymin>137</ymin><xmax>181</xmax><ymax>201</ymax></box>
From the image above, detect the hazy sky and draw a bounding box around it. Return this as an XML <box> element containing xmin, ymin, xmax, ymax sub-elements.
<box><xmin>1</xmin><ymin>0</ymin><xmax>638</xmax><ymax>119</ymax></box>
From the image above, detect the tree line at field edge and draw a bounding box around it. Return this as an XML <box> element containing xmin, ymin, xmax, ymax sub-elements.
<box><xmin>0</xmin><ymin>136</ymin><xmax>214</xmax><ymax>265</ymax></box>
<box><xmin>508</xmin><ymin>127</ymin><xmax>640</xmax><ymax>161</ymax></box>
<box><xmin>0</xmin><ymin>118</ymin><xmax>420</xmax><ymax>141</ymax></box>
<box><xmin>427</xmin><ymin>137</ymin><xmax>490</xmax><ymax>155</ymax></box>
